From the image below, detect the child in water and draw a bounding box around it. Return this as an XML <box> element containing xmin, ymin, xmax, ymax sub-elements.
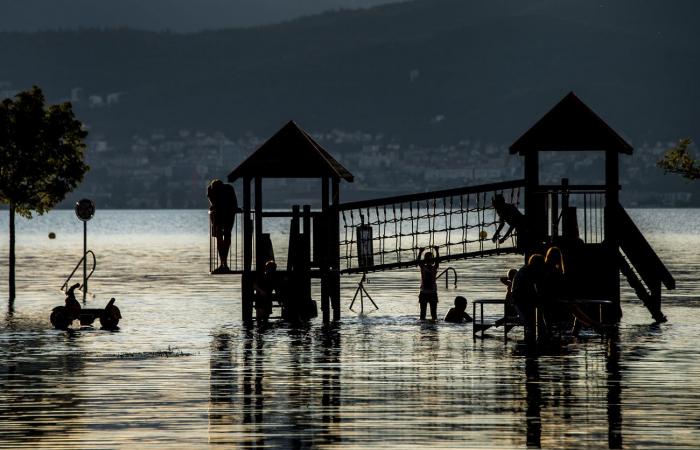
<box><xmin>444</xmin><ymin>296</ymin><xmax>473</xmax><ymax>323</ymax></box>
<box><xmin>418</xmin><ymin>246</ymin><xmax>440</xmax><ymax>320</ymax></box>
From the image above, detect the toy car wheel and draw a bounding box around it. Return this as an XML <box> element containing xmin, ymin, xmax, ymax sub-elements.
<box><xmin>100</xmin><ymin>306</ymin><xmax>121</xmax><ymax>330</ymax></box>
<box><xmin>50</xmin><ymin>306</ymin><xmax>72</xmax><ymax>330</ymax></box>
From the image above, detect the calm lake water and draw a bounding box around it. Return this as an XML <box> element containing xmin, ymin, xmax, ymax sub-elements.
<box><xmin>0</xmin><ymin>209</ymin><xmax>699</xmax><ymax>449</ymax></box>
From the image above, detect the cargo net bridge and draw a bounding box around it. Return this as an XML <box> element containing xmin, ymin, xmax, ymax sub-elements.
<box><xmin>337</xmin><ymin>180</ymin><xmax>525</xmax><ymax>274</ymax></box>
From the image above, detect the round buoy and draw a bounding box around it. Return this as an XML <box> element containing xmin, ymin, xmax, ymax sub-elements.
<box><xmin>479</xmin><ymin>230</ymin><xmax>488</xmax><ymax>240</ymax></box>
<box><xmin>50</xmin><ymin>306</ymin><xmax>72</xmax><ymax>329</ymax></box>
<box><xmin>48</xmin><ymin>232</ymin><xmax>56</xmax><ymax>239</ymax></box>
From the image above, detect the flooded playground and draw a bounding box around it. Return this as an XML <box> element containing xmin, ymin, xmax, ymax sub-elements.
<box><xmin>1</xmin><ymin>209</ymin><xmax>699</xmax><ymax>449</ymax></box>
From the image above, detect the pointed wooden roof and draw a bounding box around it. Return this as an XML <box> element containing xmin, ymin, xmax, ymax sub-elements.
<box><xmin>509</xmin><ymin>92</ymin><xmax>633</xmax><ymax>155</ymax></box>
<box><xmin>228</xmin><ymin>121</ymin><xmax>354</xmax><ymax>182</ymax></box>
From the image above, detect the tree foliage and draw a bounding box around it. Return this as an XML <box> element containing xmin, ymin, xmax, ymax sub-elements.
<box><xmin>656</xmin><ymin>138</ymin><xmax>700</xmax><ymax>181</ymax></box>
<box><xmin>0</xmin><ymin>86</ymin><xmax>89</xmax><ymax>217</ymax></box>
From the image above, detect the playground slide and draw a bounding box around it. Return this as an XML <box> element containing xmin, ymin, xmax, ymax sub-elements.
<box><xmin>617</xmin><ymin>204</ymin><xmax>675</xmax><ymax>321</ymax></box>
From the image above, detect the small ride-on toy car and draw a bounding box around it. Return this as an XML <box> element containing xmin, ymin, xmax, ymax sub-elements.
<box><xmin>50</xmin><ymin>283</ymin><xmax>122</xmax><ymax>330</ymax></box>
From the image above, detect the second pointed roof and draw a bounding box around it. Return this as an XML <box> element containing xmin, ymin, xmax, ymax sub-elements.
<box><xmin>510</xmin><ymin>92</ymin><xmax>633</xmax><ymax>155</ymax></box>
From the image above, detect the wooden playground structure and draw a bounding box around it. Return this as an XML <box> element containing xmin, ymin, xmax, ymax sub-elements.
<box><xmin>214</xmin><ymin>92</ymin><xmax>675</xmax><ymax>325</ymax></box>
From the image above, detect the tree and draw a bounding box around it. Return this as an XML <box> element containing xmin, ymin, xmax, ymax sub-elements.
<box><xmin>656</xmin><ymin>138</ymin><xmax>700</xmax><ymax>181</ymax></box>
<box><xmin>0</xmin><ymin>86</ymin><xmax>89</xmax><ymax>302</ymax></box>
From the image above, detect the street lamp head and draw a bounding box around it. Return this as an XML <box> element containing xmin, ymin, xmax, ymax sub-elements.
<box><xmin>75</xmin><ymin>198</ymin><xmax>96</xmax><ymax>222</ymax></box>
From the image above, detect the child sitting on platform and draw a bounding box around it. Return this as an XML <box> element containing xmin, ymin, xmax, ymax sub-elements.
<box><xmin>444</xmin><ymin>296</ymin><xmax>473</xmax><ymax>323</ymax></box>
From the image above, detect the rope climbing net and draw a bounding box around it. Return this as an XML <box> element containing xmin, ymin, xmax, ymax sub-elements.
<box><xmin>338</xmin><ymin>180</ymin><xmax>524</xmax><ymax>274</ymax></box>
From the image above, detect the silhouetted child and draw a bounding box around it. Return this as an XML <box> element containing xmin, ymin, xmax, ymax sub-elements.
<box><xmin>418</xmin><ymin>246</ymin><xmax>440</xmax><ymax>320</ymax></box>
<box><xmin>254</xmin><ymin>260</ymin><xmax>276</xmax><ymax>323</ymax></box>
<box><xmin>495</xmin><ymin>268</ymin><xmax>517</xmax><ymax>326</ymax></box>
<box><xmin>208</xmin><ymin>179</ymin><xmax>240</xmax><ymax>274</ymax></box>
<box><xmin>491</xmin><ymin>194</ymin><xmax>526</xmax><ymax>247</ymax></box>
<box><xmin>444</xmin><ymin>296</ymin><xmax>473</xmax><ymax>323</ymax></box>
<box><xmin>512</xmin><ymin>254</ymin><xmax>546</xmax><ymax>343</ymax></box>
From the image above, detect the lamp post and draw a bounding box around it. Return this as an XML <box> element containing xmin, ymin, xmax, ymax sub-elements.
<box><xmin>75</xmin><ymin>199</ymin><xmax>95</xmax><ymax>302</ymax></box>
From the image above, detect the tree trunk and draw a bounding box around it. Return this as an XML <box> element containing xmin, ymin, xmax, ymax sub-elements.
<box><xmin>9</xmin><ymin>203</ymin><xmax>15</xmax><ymax>303</ymax></box>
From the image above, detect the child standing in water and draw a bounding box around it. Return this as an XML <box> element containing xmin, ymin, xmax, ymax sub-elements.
<box><xmin>418</xmin><ymin>246</ymin><xmax>440</xmax><ymax>320</ymax></box>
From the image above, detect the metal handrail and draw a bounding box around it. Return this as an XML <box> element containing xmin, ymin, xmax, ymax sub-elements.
<box><xmin>61</xmin><ymin>250</ymin><xmax>96</xmax><ymax>292</ymax></box>
<box><xmin>436</xmin><ymin>266</ymin><xmax>457</xmax><ymax>289</ymax></box>
<box><xmin>534</xmin><ymin>184</ymin><xmax>616</xmax><ymax>193</ymax></box>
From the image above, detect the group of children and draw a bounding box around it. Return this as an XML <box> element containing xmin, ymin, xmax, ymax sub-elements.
<box><xmin>510</xmin><ymin>247</ymin><xmax>568</xmax><ymax>341</ymax></box>
<box><xmin>418</xmin><ymin>245</ymin><xmax>518</xmax><ymax>325</ymax></box>
<box><xmin>418</xmin><ymin>246</ymin><xmax>470</xmax><ymax>323</ymax></box>
<box><xmin>253</xmin><ymin>243</ymin><xmax>557</xmax><ymax>328</ymax></box>
<box><xmin>425</xmin><ymin>245</ymin><xmax>570</xmax><ymax>342</ymax></box>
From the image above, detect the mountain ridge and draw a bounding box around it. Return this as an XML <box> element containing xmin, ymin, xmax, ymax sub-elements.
<box><xmin>0</xmin><ymin>0</ymin><xmax>402</xmax><ymax>32</ymax></box>
<box><xmin>0</xmin><ymin>0</ymin><xmax>698</xmax><ymax>146</ymax></box>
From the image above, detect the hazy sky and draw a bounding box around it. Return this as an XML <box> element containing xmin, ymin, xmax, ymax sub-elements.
<box><xmin>0</xmin><ymin>0</ymin><xmax>405</xmax><ymax>32</ymax></box>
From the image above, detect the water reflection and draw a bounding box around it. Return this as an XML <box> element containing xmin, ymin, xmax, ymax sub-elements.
<box><xmin>209</xmin><ymin>324</ymin><xmax>343</xmax><ymax>448</ymax></box>
<box><xmin>0</xmin><ymin>331</ymin><xmax>85</xmax><ymax>445</ymax></box>
<box><xmin>317</xmin><ymin>324</ymin><xmax>341</xmax><ymax>432</ymax></box>
<box><xmin>206</xmin><ymin>321</ymin><xmax>638</xmax><ymax>449</ymax></box>
<box><xmin>516</xmin><ymin>331</ymin><xmax>626</xmax><ymax>449</ymax></box>
<box><xmin>606</xmin><ymin>329</ymin><xmax>622</xmax><ymax>449</ymax></box>
<box><xmin>209</xmin><ymin>332</ymin><xmax>236</xmax><ymax>444</ymax></box>
<box><xmin>525</xmin><ymin>356</ymin><xmax>541</xmax><ymax>448</ymax></box>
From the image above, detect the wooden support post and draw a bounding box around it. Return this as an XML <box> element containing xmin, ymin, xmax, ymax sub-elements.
<box><xmin>604</xmin><ymin>152</ymin><xmax>619</xmax><ymax>242</ymax></box>
<box><xmin>254</xmin><ymin>176</ymin><xmax>263</xmax><ymax>272</ymax></box>
<box><xmin>303</xmin><ymin>205</ymin><xmax>311</xmax><ymax>257</ymax></box>
<box><xmin>550</xmin><ymin>187</ymin><xmax>559</xmax><ymax>240</ymax></box>
<box><xmin>242</xmin><ymin>177</ymin><xmax>253</xmax><ymax>322</ymax></box>
<box><xmin>561</xmin><ymin>178</ymin><xmax>570</xmax><ymax>210</ymax></box>
<box><xmin>289</xmin><ymin>205</ymin><xmax>300</xmax><ymax>271</ymax></box>
<box><xmin>303</xmin><ymin>205</ymin><xmax>312</xmax><ymax>303</ymax></box>
<box><xmin>523</xmin><ymin>152</ymin><xmax>541</xmax><ymax>258</ymax></box>
<box><xmin>605</xmin><ymin>151</ymin><xmax>621</xmax><ymax>319</ymax></box>
<box><xmin>321</xmin><ymin>176</ymin><xmax>330</xmax><ymax>323</ymax></box>
<box><xmin>331</xmin><ymin>177</ymin><xmax>341</xmax><ymax>321</ymax></box>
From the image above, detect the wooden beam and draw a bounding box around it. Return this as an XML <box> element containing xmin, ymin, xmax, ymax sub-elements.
<box><xmin>338</xmin><ymin>179</ymin><xmax>526</xmax><ymax>211</ymax></box>
<box><xmin>523</xmin><ymin>152</ymin><xmax>541</xmax><ymax>257</ymax></box>
<box><xmin>331</xmin><ymin>177</ymin><xmax>341</xmax><ymax>321</ymax></box>
<box><xmin>605</xmin><ymin>150</ymin><xmax>621</xmax><ymax>313</ymax></box>
<box><xmin>242</xmin><ymin>176</ymin><xmax>253</xmax><ymax>322</ymax></box>
<box><xmin>243</xmin><ymin>177</ymin><xmax>252</xmax><ymax>271</ymax></box>
<box><xmin>261</xmin><ymin>210</ymin><xmax>323</xmax><ymax>218</ymax></box>
<box><xmin>340</xmin><ymin>246</ymin><xmax>520</xmax><ymax>274</ymax></box>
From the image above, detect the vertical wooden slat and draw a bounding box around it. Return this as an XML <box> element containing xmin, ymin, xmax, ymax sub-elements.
<box><xmin>242</xmin><ymin>176</ymin><xmax>253</xmax><ymax>322</ymax></box>
<box><xmin>321</xmin><ymin>176</ymin><xmax>330</xmax><ymax>323</ymax></box>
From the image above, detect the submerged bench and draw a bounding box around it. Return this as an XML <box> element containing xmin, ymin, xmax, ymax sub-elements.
<box><xmin>472</xmin><ymin>298</ymin><xmax>615</xmax><ymax>341</ymax></box>
<box><xmin>557</xmin><ymin>298</ymin><xmax>615</xmax><ymax>334</ymax></box>
<box><xmin>472</xmin><ymin>299</ymin><xmax>520</xmax><ymax>341</ymax></box>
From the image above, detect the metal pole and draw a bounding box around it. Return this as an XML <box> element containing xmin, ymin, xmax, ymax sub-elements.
<box><xmin>83</xmin><ymin>220</ymin><xmax>87</xmax><ymax>302</ymax></box>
